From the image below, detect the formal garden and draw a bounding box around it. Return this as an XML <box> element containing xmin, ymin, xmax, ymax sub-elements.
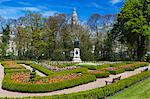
<box><xmin>0</xmin><ymin>60</ymin><xmax>149</xmax><ymax>98</ymax></box>
<box><xmin>0</xmin><ymin>0</ymin><xmax>150</xmax><ymax>98</ymax></box>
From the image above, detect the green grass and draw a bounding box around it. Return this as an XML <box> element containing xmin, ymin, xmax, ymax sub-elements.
<box><xmin>110</xmin><ymin>77</ymin><xmax>150</xmax><ymax>99</ymax></box>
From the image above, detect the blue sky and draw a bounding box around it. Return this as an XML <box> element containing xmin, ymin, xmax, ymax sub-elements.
<box><xmin>0</xmin><ymin>0</ymin><xmax>124</xmax><ymax>20</ymax></box>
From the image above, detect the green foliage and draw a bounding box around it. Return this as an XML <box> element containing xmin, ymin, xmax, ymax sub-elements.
<box><xmin>110</xmin><ymin>63</ymin><xmax>127</xmax><ymax>67</ymax></box>
<box><xmin>29</xmin><ymin>63</ymin><xmax>54</xmax><ymax>75</ymax></box>
<box><xmin>1</xmin><ymin>62</ymin><xmax>26</xmax><ymax>69</ymax></box>
<box><xmin>30</xmin><ymin>69</ymin><xmax>36</xmax><ymax>82</ymax></box>
<box><xmin>88</xmin><ymin>71</ymin><xmax>110</xmax><ymax>78</ymax></box>
<box><xmin>107</xmin><ymin>68</ymin><xmax>125</xmax><ymax>75</ymax></box>
<box><xmin>96</xmin><ymin>64</ymin><xmax>111</xmax><ymax>70</ymax></box>
<box><xmin>111</xmin><ymin>0</ymin><xmax>150</xmax><ymax>60</ymax></box>
<box><xmin>1</xmin><ymin>25</ymin><xmax>10</xmax><ymax>57</ymax></box>
<box><xmin>2</xmin><ymin>74</ymin><xmax>96</xmax><ymax>93</ymax></box>
<box><xmin>4</xmin><ymin>69</ymin><xmax>30</xmax><ymax>74</ymax></box>
<box><xmin>16</xmin><ymin>68</ymin><xmax>150</xmax><ymax>99</ymax></box>
<box><xmin>16</xmin><ymin>61</ymin><xmax>32</xmax><ymax>65</ymax></box>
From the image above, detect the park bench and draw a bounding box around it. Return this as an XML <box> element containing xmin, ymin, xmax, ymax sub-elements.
<box><xmin>105</xmin><ymin>76</ymin><xmax>121</xmax><ymax>85</ymax></box>
<box><xmin>141</xmin><ymin>68</ymin><xmax>148</xmax><ymax>72</ymax></box>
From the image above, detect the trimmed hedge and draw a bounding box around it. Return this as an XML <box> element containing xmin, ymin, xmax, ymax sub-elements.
<box><xmin>2</xmin><ymin>74</ymin><xmax>96</xmax><ymax>93</ymax></box>
<box><xmin>16</xmin><ymin>61</ymin><xmax>32</xmax><ymax>65</ymax></box>
<box><xmin>78</xmin><ymin>63</ymin><xmax>112</xmax><ymax>70</ymax></box>
<box><xmin>110</xmin><ymin>63</ymin><xmax>127</xmax><ymax>67</ymax></box>
<box><xmin>4</xmin><ymin>69</ymin><xmax>30</xmax><ymax>74</ymax></box>
<box><xmin>122</xmin><ymin>66</ymin><xmax>135</xmax><ymax>71</ymax></box>
<box><xmin>77</xmin><ymin>64</ymin><xmax>99</xmax><ymax>70</ymax></box>
<box><xmin>102</xmin><ymin>67</ymin><xmax>125</xmax><ymax>75</ymax></box>
<box><xmin>56</xmin><ymin>68</ymin><xmax>88</xmax><ymax>74</ymax></box>
<box><xmin>21</xmin><ymin>68</ymin><xmax>150</xmax><ymax>99</ymax></box>
<box><xmin>96</xmin><ymin>64</ymin><xmax>111</xmax><ymax>70</ymax></box>
<box><xmin>1</xmin><ymin>61</ymin><xmax>25</xmax><ymax>69</ymax></box>
<box><xmin>108</xmin><ymin>68</ymin><xmax>125</xmax><ymax>74</ymax></box>
<box><xmin>88</xmin><ymin>70</ymin><xmax>110</xmax><ymax>78</ymax></box>
<box><xmin>29</xmin><ymin>63</ymin><xmax>54</xmax><ymax>75</ymax></box>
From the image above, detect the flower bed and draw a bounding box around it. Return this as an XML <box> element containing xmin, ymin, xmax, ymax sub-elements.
<box><xmin>88</xmin><ymin>70</ymin><xmax>110</xmax><ymax>78</ymax></box>
<box><xmin>2</xmin><ymin>73</ymin><xmax>96</xmax><ymax>92</ymax></box>
<box><xmin>1</xmin><ymin>61</ymin><xmax>25</xmax><ymax>69</ymax></box>
<box><xmin>26</xmin><ymin>67</ymin><xmax>150</xmax><ymax>99</ymax></box>
<box><xmin>28</xmin><ymin>63</ymin><xmax>88</xmax><ymax>76</ymax></box>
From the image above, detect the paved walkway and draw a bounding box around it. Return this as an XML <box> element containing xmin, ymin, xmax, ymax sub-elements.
<box><xmin>0</xmin><ymin>64</ymin><xmax>150</xmax><ymax>98</ymax></box>
<box><xmin>21</xmin><ymin>64</ymin><xmax>46</xmax><ymax>77</ymax></box>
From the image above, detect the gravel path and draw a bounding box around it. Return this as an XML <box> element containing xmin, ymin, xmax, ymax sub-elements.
<box><xmin>21</xmin><ymin>64</ymin><xmax>46</xmax><ymax>77</ymax></box>
<box><xmin>0</xmin><ymin>64</ymin><xmax>150</xmax><ymax>98</ymax></box>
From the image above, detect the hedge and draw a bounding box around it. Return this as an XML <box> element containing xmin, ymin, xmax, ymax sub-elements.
<box><xmin>2</xmin><ymin>74</ymin><xmax>96</xmax><ymax>93</ymax></box>
<box><xmin>29</xmin><ymin>63</ymin><xmax>54</xmax><ymax>75</ymax></box>
<box><xmin>110</xmin><ymin>63</ymin><xmax>127</xmax><ymax>67</ymax></box>
<box><xmin>19</xmin><ymin>68</ymin><xmax>150</xmax><ymax>99</ymax></box>
<box><xmin>16</xmin><ymin>61</ymin><xmax>32</xmax><ymax>65</ymax></box>
<box><xmin>78</xmin><ymin>63</ymin><xmax>112</xmax><ymax>70</ymax></box>
<box><xmin>96</xmin><ymin>64</ymin><xmax>111</xmax><ymax>70</ymax></box>
<box><xmin>88</xmin><ymin>70</ymin><xmax>110</xmax><ymax>78</ymax></box>
<box><xmin>4</xmin><ymin>69</ymin><xmax>30</xmax><ymax>74</ymax></box>
<box><xmin>1</xmin><ymin>61</ymin><xmax>26</xmax><ymax>69</ymax></box>
<box><xmin>56</xmin><ymin>68</ymin><xmax>88</xmax><ymax>74</ymax></box>
<box><xmin>122</xmin><ymin>66</ymin><xmax>135</xmax><ymax>71</ymax></box>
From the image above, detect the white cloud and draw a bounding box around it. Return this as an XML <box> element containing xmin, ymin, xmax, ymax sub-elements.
<box><xmin>18</xmin><ymin>1</ymin><xmax>31</xmax><ymax>6</ymax></box>
<box><xmin>110</xmin><ymin>0</ymin><xmax>122</xmax><ymax>5</ymax></box>
<box><xmin>0</xmin><ymin>6</ymin><xmax>41</xmax><ymax>19</ymax></box>
<box><xmin>42</xmin><ymin>11</ymin><xmax>59</xmax><ymax>17</ymax></box>
<box><xmin>90</xmin><ymin>2</ymin><xmax>103</xmax><ymax>8</ymax></box>
<box><xmin>23</xmin><ymin>7</ymin><xmax>41</xmax><ymax>12</ymax></box>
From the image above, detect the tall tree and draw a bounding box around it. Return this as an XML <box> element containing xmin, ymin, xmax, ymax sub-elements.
<box><xmin>111</xmin><ymin>0</ymin><xmax>150</xmax><ymax>61</ymax></box>
<box><xmin>1</xmin><ymin>25</ymin><xmax>10</xmax><ymax>58</ymax></box>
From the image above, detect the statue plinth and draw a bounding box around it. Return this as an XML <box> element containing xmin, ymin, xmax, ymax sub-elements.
<box><xmin>73</xmin><ymin>48</ymin><xmax>82</xmax><ymax>62</ymax></box>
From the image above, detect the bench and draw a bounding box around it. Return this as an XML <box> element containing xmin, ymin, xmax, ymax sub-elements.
<box><xmin>105</xmin><ymin>76</ymin><xmax>121</xmax><ymax>85</ymax></box>
<box><xmin>141</xmin><ymin>68</ymin><xmax>148</xmax><ymax>72</ymax></box>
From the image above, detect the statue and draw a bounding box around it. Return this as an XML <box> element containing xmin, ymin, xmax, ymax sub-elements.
<box><xmin>73</xmin><ymin>39</ymin><xmax>82</xmax><ymax>62</ymax></box>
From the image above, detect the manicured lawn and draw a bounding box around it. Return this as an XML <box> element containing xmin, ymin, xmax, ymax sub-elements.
<box><xmin>110</xmin><ymin>77</ymin><xmax>150</xmax><ymax>99</ymax></box>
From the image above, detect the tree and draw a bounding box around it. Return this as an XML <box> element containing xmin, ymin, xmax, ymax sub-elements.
<box><xmin>111</xmin><ymin>0</ymin><xmax>150</xmax><ymax>61</ymax></box>
<box><xmin>1</xmin><ymin>25</ymin><xmax>10</xmax><ymax>58</ymax></box>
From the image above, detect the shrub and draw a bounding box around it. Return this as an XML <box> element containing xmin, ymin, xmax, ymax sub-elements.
<box><xmin>88</xmin><ymin>70</ymin><xmax>110</xmax><ymax>78</ymax></box>
<box><xmin>77</xmin><ymin>65</ymin><xmax>98</xmax><ymax>70</ymax></box>
<box><xmin>4</xmin><ymin>69</ymin><xmax>30</xmax><ymax>74</ymax></box>
<box><xmin>102</xmin><ymin>67</ymin><xmax>125</xmax><ymax>75</ymax></box>
<box><xmin>1</xmin><ymin>61</ymin><xmax>25</xmax><ymax>69</ymax></box>
<box><xmin>30</xmin><ymin>69</ymin><xmax>36</xmax><ymax>82</ymax></box>
<box><xmin>24</xmin><ymin>70</ymin><xmax>150</xmax><ymax>99</ymax></box>
<box><xmin>96</xmin><ymin>64</ymin><xmax>111</xmax><ymax>70</ymax></box>
<box><xmin>110</xmin><ymin>63</ymin><xmax>127</xmax><ymax>67</ymax></box>
<box><xmin>133</xmin><ymin>62</ymin><xmax>149</xmax><ymax>68</ymax></box>
<box><xmin>16</xmin><ymin>61</ymin><xmax>31</xmax><ymax>65</ymax></box>
<box><xmin>29</xmin><ymin>63</ymin><xmax>54</xmax><ymax>76</ymax></box>
<box><xmin>121</xmin><ymin>66</ymin><xmax>135</xmax><ymax>71</ymax></box>
<box><xmin>56</xmin><ymin>68</ymin><xmax>88</xmax><ymax>74</ymax></box>
<box><xmin>2</xmin><ymin>74</ymin><xmax>96</xmax><ymax>93</ymax></box>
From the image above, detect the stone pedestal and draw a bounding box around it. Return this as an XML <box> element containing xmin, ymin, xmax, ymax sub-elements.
<box><xmin>73</xmin><ymin>48</ymin><xmax>82</xmax><ymax>62</ymax></box>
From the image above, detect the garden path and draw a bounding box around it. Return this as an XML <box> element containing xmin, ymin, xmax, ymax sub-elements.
<box><xmin>0</xmin><ymin>64</ymin><xmax>150</xmax><ymax>98</ymax></box>
<box><xmin>21</xmin><ymin>64</ymin><xmax>46</xmax><ymax>77</ymax></box>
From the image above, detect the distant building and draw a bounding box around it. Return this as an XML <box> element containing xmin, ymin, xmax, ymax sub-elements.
<box><xmin>0</xmin><ymin>27</ymin><xmax>17</xmax><ymax>56</ymax></box>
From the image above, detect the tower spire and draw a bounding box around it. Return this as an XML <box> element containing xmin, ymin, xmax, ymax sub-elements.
<box><xmin>71</xmin><ymin>8</ymin><xmax>78</xmax><ymax>25</ymax></box>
